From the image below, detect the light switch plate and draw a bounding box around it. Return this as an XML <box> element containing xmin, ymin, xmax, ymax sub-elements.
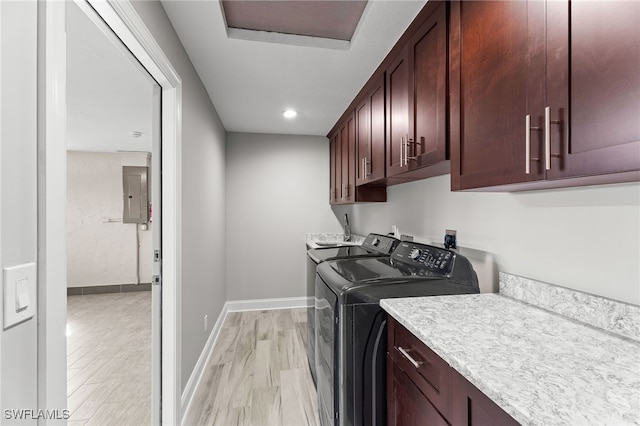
<box><xmin>3</xmin><ymin>262</ymin><xmax>36</xmax><ymax>329</ymax></box>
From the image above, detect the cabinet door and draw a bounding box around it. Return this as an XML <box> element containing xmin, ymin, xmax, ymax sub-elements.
<box><xmin>451</xmin><ymin>373</ymin><xmax>519</xmax><ymax>426</ymax></box>
<box><xmin>369</xmin><ymin>81</ymin><xmax>386</xmax><ymax>182</ymax></box>
<box><xmin>546</xmin><ymin>0</ymin><xmax>640</xmax><ymax>179</ymax></box>
<box><xmin>450</xmin><ymin>1</ymin><xmax>546</xmax><ymax>190</ymax></box>
<box><xmin>387</xmin><ymin>359</ymin><xmax>448</xmax><ymax>426</ymax></box>
<box><xmin>386</xmin><ymin>49</ymin><xmax>410</xmax><ymax>177</ymax></box>
<box><xmin>408</xmin><ymin>1</ymin><xmax>448</xmax><ymax>168</ymax></box>
<box><xmin>356</xmin><ymin>76</ymin><xmax>386</xmax><ymax>185</ymax></box>
<box><xmin>340</xmin><ymin>114</ymin><xmax>356</xmax><ymax>203</ymax></box>
<box><xmin>329</xmin><ymin>132</ymin><xmax>338</xmax><ymax>204</ymax></box>
<box><xmin>355</xmin><ymin>96</ymin><xmax>371</xmax><ymax>186</ymax></box>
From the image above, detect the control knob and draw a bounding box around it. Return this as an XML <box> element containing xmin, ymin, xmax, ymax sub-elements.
<box><xmin>408</xmin><ymin>248</ymin><xmax>422</xmax><ymax>260</ymax></box>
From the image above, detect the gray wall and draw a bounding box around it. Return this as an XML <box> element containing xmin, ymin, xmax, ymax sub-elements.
<box><xmin>334</xmin><ymin>175</ymin><xmax>640</xmax><ymax>305</ymax></box>
<box><xmin>0</xmin><ymin>0</ymin><xmax>38</xmax><ymax>419</ymax></box>
<box><xmin>131</xmin><ymin>1</ymin><xmax>227</xmax><ymax>392</ymax></box>
<box><xmin>225</xmin><ymin>132</ymin><xmax>342</xmax><ymax>301</ymax></box>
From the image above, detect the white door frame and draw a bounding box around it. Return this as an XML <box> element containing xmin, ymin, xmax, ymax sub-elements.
<box><xmin>37</xmin><ymin>1</ymin><xmax>182</xmax><ymax>424</ymax></box>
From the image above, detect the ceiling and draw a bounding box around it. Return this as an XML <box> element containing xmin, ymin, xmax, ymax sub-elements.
<box><xmin>67</xmin><ymin>1</ymin><xmax>155</xmax><ymax>153</ymax></box>
<box><xmin>221</xmin><ymin>0</ymin><xmax>368</xmax><ymax>41</ymax></box>
<box><xmin>160</xmin><ymin>0</ymin><xmax>427</xmax><ymax>136</ymax></box>
<box><xmin>66</xmin><ymin>0</ymin><xmax>427</xmax><ymax>149</ymax></box>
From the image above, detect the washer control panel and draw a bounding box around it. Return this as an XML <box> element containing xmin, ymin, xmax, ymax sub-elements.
<box><xmin>362</xmin><ymin>233</ymin><xmax>399</xmax><ymax>255</ymax></box>
<box><xmin>392</xmin><ymin>242</ymin><xmax>455</xmax><ymax>274</ymax></box>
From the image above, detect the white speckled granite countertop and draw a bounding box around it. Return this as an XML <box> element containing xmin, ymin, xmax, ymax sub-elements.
<box><xmin>305</xmin><ymin>233</ymin><xmax>365</xmax><ymax>249</ymax></box>
<box><xmin>381</xmin><ymin>273</ymin><xmax>640</xmax><ymax>426</ymax></box>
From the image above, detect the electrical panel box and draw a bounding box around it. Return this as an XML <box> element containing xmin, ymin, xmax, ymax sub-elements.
<box><xmin>122</xmin><ymin>166</ymin><xmax>149</xmax><ymax>223</ymax></box>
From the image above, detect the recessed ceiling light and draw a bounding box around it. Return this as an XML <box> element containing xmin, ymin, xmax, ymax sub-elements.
<box><xmin>283</xmin><ymin>109</ymin><xmax>298</xmax><ymax>119</ymax></box>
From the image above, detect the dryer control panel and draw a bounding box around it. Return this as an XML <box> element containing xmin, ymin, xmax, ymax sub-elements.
<box><xmin>362</xmin><ymin>233</ymin><xmax>399</xmax><ymax>255</ymax></box>
<box><xmin>392</xmin><ymin>242</ymin><xmax>454</xmax><ymax>274</ymax></box>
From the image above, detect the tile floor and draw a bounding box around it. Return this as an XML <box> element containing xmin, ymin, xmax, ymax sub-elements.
<box><xmin>182</xmin><ymin>309</ymin><xmax>319</xmax><ymax>426</ymax></box>
<box><xmin>67</xmin><ymin>294</ymin><xmax>318</xmax><ymax>426</ymax></box>
<box><xmin>66</xmin><ymin>291</ymin><xmax>151</xmax><ymax>426</ymax></box>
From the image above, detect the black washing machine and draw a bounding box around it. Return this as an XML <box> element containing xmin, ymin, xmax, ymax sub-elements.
<box><xmin>306</xmin><ymin>233</ymin><xmax>399</xmax><ymax>384</ymax></box>
<box><xmin>315</xmin><ymin>241</ymin><xmax>479</xmax><ymax>426</ymax></box>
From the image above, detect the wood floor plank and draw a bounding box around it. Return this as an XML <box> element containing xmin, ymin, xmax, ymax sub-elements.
<box><xmin>253</xmin><ymin>339</ymin><xmax>279</xmax><ymax>388</ymax></box>
<box><xmin>249</xmin><ymin>387</ymin><xmax>281</xmax><ymax>426</ymax></box>
<box><xmin>280</xmin><ymin>369</ymin><xmax>319</xmax><ymax>426</ymax></box>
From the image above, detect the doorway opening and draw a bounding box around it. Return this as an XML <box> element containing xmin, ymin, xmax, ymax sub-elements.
<box><xmin>65</xmin><ymin>1</ymin><xmax>159</xmax><ymax>423</ymax></box>
<box><xmin>39</xmin><ymin>0</ymin><xmax>182</xmax><ymax>422</ymax></box>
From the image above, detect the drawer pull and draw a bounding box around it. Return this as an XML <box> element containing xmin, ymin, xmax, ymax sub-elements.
<box><xmin>398</xmin><ymin>346</ymin><xmax>423</xmax><ymax>369</ymax></box>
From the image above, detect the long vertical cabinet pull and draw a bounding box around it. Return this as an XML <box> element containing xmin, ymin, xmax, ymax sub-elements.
<box><xmin>405</xmin><ymin>134</ymin><xmax>416</xmax><ymax>162</ymax></box>
<box><xmin>545</xmin><ymin>107</ymin><xmax>551</xmax><ymax>170</ymax></box>
<box><xmin>525</xmin><ymin>114</ymin><xmax>541</xmax><ymax>174</ymax></box>
<box><xmin>526</xmin><ymin>115</ymin><xmax>532</xmax><ymax>174</ymax></box>
<box><xmin>545</xmin><ymin>106</ymin><xmax>562</xmax><ymax>171</ymax></box>
<box><xmin>400</xmin><ymin>136</ymin><xmax>405</xmax><ymax>167</ymax></box>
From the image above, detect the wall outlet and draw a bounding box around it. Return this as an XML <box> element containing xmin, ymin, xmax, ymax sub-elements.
<box><xmin>204</xmin><ymin>314</ymin><xmax>208</xmax><ymax>333</ymax></box>
<box><xmin>444</xmin><ymin>230</ymin><xmax>457</xmax><ymax>250</ymax></box>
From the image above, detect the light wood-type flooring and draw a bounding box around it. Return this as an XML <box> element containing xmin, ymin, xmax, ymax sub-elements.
<box><xmin>183</xmin><ymin>308</ymin><xmax>319</xmax><ymax>426</ymax></box>
<box><xmin>67</xmin><ymin>291</ymin><xmax>151</xmax><ymax>426</ymax></box>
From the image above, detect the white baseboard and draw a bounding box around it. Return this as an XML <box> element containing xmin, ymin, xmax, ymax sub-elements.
<box><xmin>180</xmin><ymin>303</ymin><xmax>228</xmax><ymax>423</ymax></box>
<box><xmin>179</xmin><ymin>296</ymin><xmax>309</xmax><ymax>423</ymax></box>
<box><xmin>225</xmin><ymin>296</ymin><xmax>309</xmax><ymax>312</ymax></box>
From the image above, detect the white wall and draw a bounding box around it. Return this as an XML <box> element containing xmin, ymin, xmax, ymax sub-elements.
<box><xmin>333</xmin><ymin>175</ymin><xmax>640</xmax><ymax>305</ymax></box>
<box><xmin>0</xmin><ymin>0</ymin><xmax>38</xmax><ymax>420</ymax></box>
<box><xmin>131</xmin><ymin>1</ymin><xmax>228</xmax><ymax>392</ymax></box>
<box><xmin>67</xmin><ymin>151</ymin><xmax>153</xmax><ymax>287</ymax></box>
<box><xmin>225</xmin><ymin>132</ymin><xmax>343</xmax><ymax>301</ymax></box>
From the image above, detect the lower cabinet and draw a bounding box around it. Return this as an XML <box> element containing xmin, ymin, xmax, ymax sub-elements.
<box><xmin>387</xmin><ymin>316</ymin><xmax>519</xmax><ymax>426</ymax></box>
<box><xmin>387</xmin><ymin>359</ymin><xmax>448</xmax><ymax>426</ymax></box>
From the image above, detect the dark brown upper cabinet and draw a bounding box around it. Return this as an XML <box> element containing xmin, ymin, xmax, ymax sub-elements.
<box><xmin>386</xmin><ymin>2</ymin><xmax>449</xmax><ymax>183</ymax></box>
<box><xmin>355</xmin><ymin>74</ymin><xmax>386</xmax><ymax>186</ymax></box>
<box><xmin>450</xmin><ymin>0</ymin><xmax>640</xmax><ymax>191</ymax></box>
<box><xmin>330</xmin><ymin>111</ymin><xmax>386</xmax><ymax>205</ymax></box>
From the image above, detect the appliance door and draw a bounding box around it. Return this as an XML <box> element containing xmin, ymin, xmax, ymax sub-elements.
<box><xmin>341</xmin><ymin>304</ymin><xmax>387</xmax><ymax>426</ymax></box>
<box><xmin>306</xmin><ymin>255</ymin><xmax>318</xmax><ymax>384</ymax></box>
<box><xmin>315</xmin><ymin>273</ymin><xmax>338</xmax><ymax>426</ymax></box>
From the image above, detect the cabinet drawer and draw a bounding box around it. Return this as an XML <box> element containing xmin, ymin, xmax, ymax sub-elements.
<box><xmin>388</xmin><ymin>317</ymin><xmax>452</xmax><ymax>419</ymax></box>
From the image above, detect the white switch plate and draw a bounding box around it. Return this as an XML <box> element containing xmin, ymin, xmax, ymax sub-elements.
<box><xmin>3</xmin><ymin>263</ymin><xmax>36</xmax><ymax>329</ymax></box>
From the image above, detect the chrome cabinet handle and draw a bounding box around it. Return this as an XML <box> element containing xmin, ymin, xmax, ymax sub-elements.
<box><xmin>400</xmin><ymin>136</ymin><xmax>405</xmax><ymax>167</ymax></box>
<box><xmin>362</xmin><ymin>158</ymin><xmax>365</xmax><ymax>180</ymax></box>
<box><xmin>398</xmin><ymin>346</ymin><xmax>422</xmax><ymax>369</ymax></box>
<box><xmin>405</xmin><ymin>134</ymin><xmax>416</xmax><ymax>162</ymax></box>
<box><xmin>544</xmin><ymin>106</ymin><xmax>562</xmax><ymax>171</ymax></box>
<box><xmin>545</xmin><ymin>107</ymin><xmax>551</xmax><ymax>171</ymax></box>
<box><xmin>525</xmin><ymin>114</ymin><xmax>541</xmax><ymax>174</ymax></box>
